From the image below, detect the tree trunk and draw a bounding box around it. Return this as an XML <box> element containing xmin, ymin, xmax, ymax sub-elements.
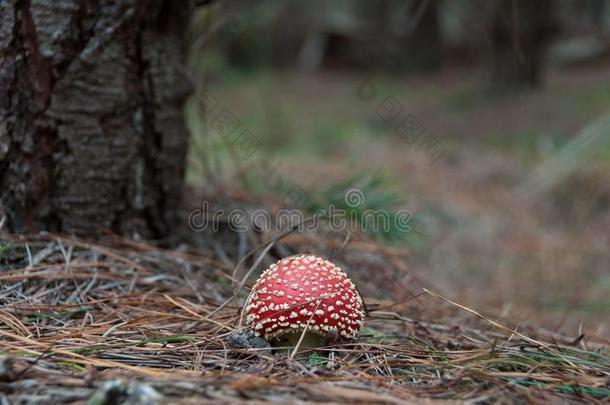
<box><xmin>398</xmin><ymin>0</ymin><xmax>441</xmax><ymax>73</ymax></box>
<box><xmin>353</xmin><ymin>0</ymin><xmax>441</xmax><ymax>73</ymax></box>
<box><xmin>489</xmin><ymin>0</ymin><xmax>554</xmax><ymax>93</ymax></box>
<box><xmin>0</xmin><ymin>0</ymin><xmax>193</xmax><ymax>238</ymax></box>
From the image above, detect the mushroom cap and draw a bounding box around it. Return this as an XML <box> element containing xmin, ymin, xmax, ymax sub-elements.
<box><xmin>244</xmin><ymin>254</ymin><xmax>365</xmax><ymax>340</ymax></box>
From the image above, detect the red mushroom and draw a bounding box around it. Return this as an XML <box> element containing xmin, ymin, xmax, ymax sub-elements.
<box><xmin>244</xmin><ymin>254</ymin><xmax>365</xmax><ymax>343</ymax></box>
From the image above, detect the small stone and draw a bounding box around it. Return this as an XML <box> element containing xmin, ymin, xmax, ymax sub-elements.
<box><xmin>225</xmin><ymin>330</ymin><xmax>271</xmax><ymax>355</ymax></box>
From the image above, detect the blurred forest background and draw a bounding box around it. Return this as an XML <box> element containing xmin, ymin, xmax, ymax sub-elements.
<box><xmin>187</xmin><ymin>0</ymin><xmax>610</xmax><ymax>333</ymax></box>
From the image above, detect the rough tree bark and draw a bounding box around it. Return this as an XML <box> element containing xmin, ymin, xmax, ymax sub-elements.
<box><xmin>0</xmin><ymin>0</ymin><xmax>193</xmax><ymax>238</ymax></box>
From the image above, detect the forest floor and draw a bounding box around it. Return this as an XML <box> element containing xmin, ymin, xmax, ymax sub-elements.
<box><xmin>0</xmin><ymin>234</ymin><xmax>608</xmax><ymax>404</ymax></box>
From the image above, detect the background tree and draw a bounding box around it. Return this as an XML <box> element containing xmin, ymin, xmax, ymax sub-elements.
<box><xmin>489</xmin><ymin>0</ymin><xmax>555</xmax><ymax>92</ymax></box>
<box><xmin>0</xmin><ymin>0</ymin><xmax>193</xmax><ymax>238</ymax></box>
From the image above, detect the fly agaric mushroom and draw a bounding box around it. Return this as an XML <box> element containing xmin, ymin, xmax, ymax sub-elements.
<box><xmin>244</xmin><ymin>254</ymin><xmax>365</xmax><ymax>344</ymax></box>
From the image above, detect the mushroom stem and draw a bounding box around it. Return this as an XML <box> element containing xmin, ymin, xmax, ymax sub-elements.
<box><xmin>274</xmin><ymin>331</ymin><xmax>325</xmax><ymax>350</ymax></box>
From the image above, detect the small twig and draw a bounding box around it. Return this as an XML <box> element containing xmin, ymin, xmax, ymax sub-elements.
<box><xmin>423</xmin><ymin>288</ymin><xmax>579</xmax><ymax>369</ymax></box>
<box><xmin>25</xmin><ymin>243</ymin><xmax>33</xmax><ymax>269</ymax></box>
<box><xmin>289</xmin><ymin>300</ymin><xmax>322</xmax><ymax>360</ymax></box>
<box><xmin>210</xmin><ymin>217</ymin><xmax>317</xmax><ymax>318</ymax></box>
<box><xmin>328</xmin><ymin>230</ymin><xmax>350</xmax><ymax>260</ymax></box>
<box><xmin>164</xmin><ymin>294</ymin><xmax>236</xmax><ymax>332</ymax></box>
<box><xmin>365</xmin><ymin>291</ymin><xmax>427</xmax><ymax>312</ymax></box>
<box><xmin>14</xmin><ymin>345</ymin><xmax>54</xmax><ymax>380</ymax></box>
